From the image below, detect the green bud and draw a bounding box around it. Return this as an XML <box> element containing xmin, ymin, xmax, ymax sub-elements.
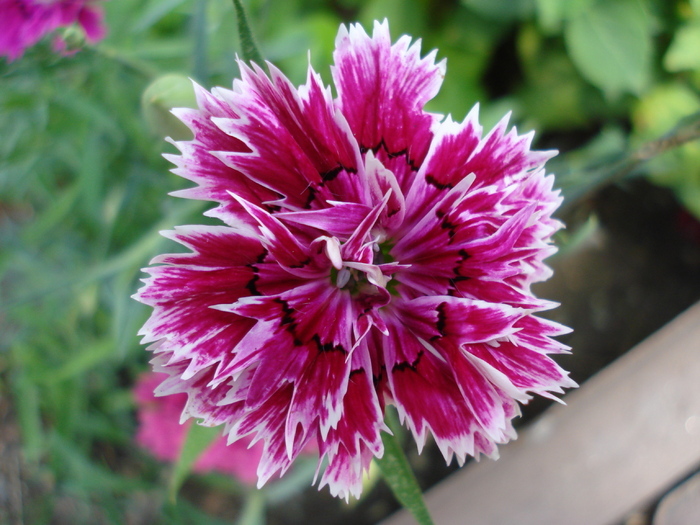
<box><xmin>141</xmin><ymin>74</ymin><xmax>197</xmax><ymax>140</ymax></box>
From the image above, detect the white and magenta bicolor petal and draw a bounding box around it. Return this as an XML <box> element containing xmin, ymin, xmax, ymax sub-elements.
<box><xmin>134</xmin><ymin>20</ymin><xmax>575</xmax><ymax>500</ymax></box>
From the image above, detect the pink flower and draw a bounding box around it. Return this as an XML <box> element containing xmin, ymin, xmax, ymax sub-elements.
<box><xmin>0</xmin><ymin>0</ymin><xmax>106</xmax><ymax>61</ymax></box>
<box><xmin>134</xmin><ymin>372</ymin><xmax>264</xmax><ymax>484</ymax></box>
<box><xmin>134</xmin><ymin>20</ymin><xmax>576</xmax><ymax>500</ymax></box>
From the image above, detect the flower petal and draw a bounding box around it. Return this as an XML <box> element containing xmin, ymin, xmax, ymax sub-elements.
<box><xmin>134</xmin><ymin>226</ymin><xmax>262</xmax><ymax>379</ymax></box>
<box><xmin>168</xmin><ymin>83</ymin><xmax>280</xmax><ymax>223</ymax></box>
<box><xmin>378</xmin><ymin>322</ymin><xmax>493</xmax><ymax>463</ymax></box>
<box><xmin>332</xmin><ymin>20</ymin><xmax>445</xmax><ymax>182</ymax></box>
<box><xmin>212</xmin><ymin>61</ymin><xmax>364</xmax><ymax>210</ymax></box>
<box><xmin>318</xmin><ymin>345</ymin><xmax>385</xmax><ymax>500</ymax></box>
<box><xmin>276</xmin><ymin>201</ymin><xmax>372</xmax><ymax>239</ymax></box>
<box><xmin>398</xmin><ymin>295</ymin><xmax>524</xmax><ymax>344</ymax></box>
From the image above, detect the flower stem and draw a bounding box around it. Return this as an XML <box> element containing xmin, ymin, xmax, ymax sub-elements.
<box><xmin>90</xmin><ymin>45</ymin><xmax>159</xmax><ymax>79</ymax></box>
<box><xmin>376</xmin><ymin>420</ymin><xmax>435</xmax><ymax>525</ymax></box>
<box><xmin>168</xmin><ymin>423</ymin><xmax>220</xmax><ymax>502</ymax></box>
<box><xmin>560</xmin><ymin>110</ymin><xmax>700</xmax><ymax>211</ymax></box>
<box><xmin>231</xmin><ymin>0</ymin><xmax>264</xmax><ymax>65</ymax></box>
<box><xmin>191</xmin><ymin>0</ymin><xmax>209</xmax><ymax>82</ymax></box>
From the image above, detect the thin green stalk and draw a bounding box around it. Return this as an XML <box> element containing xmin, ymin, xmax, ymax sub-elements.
<box><xmin>168</xmin><ymin>423</ymin><xmax>220</xmax><ymax>502</ymax></box>
<box><xmin>560</xmin><ymin>111</ymin><xmax>700</xmax><ymax>212</ymax></box>
<box><xmin>192</xmin><ymin>0</ymin><xmax>209</xmax><ymax>82</ymax></box>
<box><xmin>91</xmin><ymin>45</ymin><xmax>159</xmax><ymax>80</ymax></box>
<box><xmin>376</xmin><ymin>419</ymin><xmax>434</xmax><ymax>525</ymax></box>
<box><xmin>232</xmin><ymin>0</ymin><xmax>264</xmax><ymax>65</ymax></box>
<box><xmin>236</xmin><ymin>490</ymin><xmax>266</xmax><ymax>525</ymax></box>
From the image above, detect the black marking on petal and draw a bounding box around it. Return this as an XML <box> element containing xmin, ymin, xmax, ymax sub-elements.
<box><xmin>312</xmin><ymin>334</ymin><xmax>347</xmax><ymax>354</ymax></box>
<box><xmin>441</xmin><ymin>217</ymin><xmax>457</xmax><ymax>240</ymax></box>
<box><xmin>275</xmin><ymin>298</ymin><xmax>295</xmax><ymax>326</ymax></box>
<box><xmin>387</xmin><ymin>148</ymin><xmax>408</xmax><ymax>159</ymax></box>
<box><xmin>448</xmin><ymin>250</ymin><xmax>471</xmax><ymax>296</ymax></box>
<box><xmin>361</xmin><ymin>139</ymin><xmax>420</xmax><ymax>171</ymax></box>
<box><xmin>392</xmin><ymin>350</ymin><xmax>424</xmax><ymax>372</ymax></box>
<box><xmin>319</xmin><ymin>164</ymin><xmax>357</xmax><ymax>183</ymax></box>
<box><xmin>452</xmin><ymin>249</ymin><xmax>470</xmax><ymax>276</ymax></box>
<box><xmin>265</xmin><ymin>203</ymin><xmax>282</xmax><ymax>213</ymax></box>
<box><xmin>349</xmin><ymin>368</ymin><xmax>364</xmax><ymax>378</ymax></box>
<box><xmin>255</xmin><ymin>249</ymin><xmax>268</xmax><ymax>264</ymax></box>
<box><xmin>244</xmin><ymin>250</ymin><xmax>267</xmax><ymax>296</ymax></box>
<box><xmin>321</xmin><ymin>166</ymin><xmax>343</xmax><ymax>182</ymax></box>
<box><xmin>303</xmin><ymin>185</ymin><xmax>318</xmax><ymax>209</ymax></box>
<box><xmin>433</xmin><ymin>302</ymin><xmax>447</xmax><ymax>340</ymax></box>
<box><xmin>289</xmin><ymin>257</ymin><xmax>312</xmax><ymax>269</ymax></box>
<box><xmin>273</xmin><ymin>298</ymin><xmax>302</xmax><ymax>345</ymax></box>
<box><xmin>245</xmin><ymin>271</ymin><xmax>261</xmax><ymax>296</ymax></box>
<box><xmin>426</xmin><ymin>174</ymin><xmax>453</xmax><ymax>190</ymax></box>
<box><xmin>374</xmin><ymin>365</ymin><xmax>386</xmax><ymax>386</ymax></box>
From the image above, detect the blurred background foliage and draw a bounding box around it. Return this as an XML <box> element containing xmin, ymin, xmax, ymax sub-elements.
<box><xmin>1</xmin><ymin>0</ymin><xmax>700</xmax><ymax>523</ymax></box>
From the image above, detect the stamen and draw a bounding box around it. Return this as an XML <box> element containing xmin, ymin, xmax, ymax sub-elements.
<box><xmin>336</xmin><ymin>268</ymin><xmax>351</xmax><ymax>288</ymax></box>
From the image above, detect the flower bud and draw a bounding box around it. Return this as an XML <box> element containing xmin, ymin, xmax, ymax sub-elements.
<box><xmin>141</xmin><ymin>74</ymin><xmax>196</xmax><ymax>140</ymax></box>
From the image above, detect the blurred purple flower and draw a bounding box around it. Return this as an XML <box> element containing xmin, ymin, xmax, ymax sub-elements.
<box><xmin>0</xmin><ymin>0</ymin><xmax>106</xmax><ymax>61</ymax></box>
<box><xmin>134</xmin><ymin>20</ymin><xmax>576</xmax><ymax>500</ymax></box>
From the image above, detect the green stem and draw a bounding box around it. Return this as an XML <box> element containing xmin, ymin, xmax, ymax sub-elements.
<box><xmin>232</xmin><ymin>0</ymin><xmax>264</xmax><ymax>65</ymax></box>
<box><xmin>376</xmin><ymin>421</ymin><xmax>434</xmax><ymax>525</ymax></box>
<box><xmin>191</xmin><ymin>0</ymin><xmax>209</xmax><ymax>82</ymax></box>
<box><xmin>560</xmin><ymin>111</ymin><xmax>700</xmax><ymax>212</ymax></box>
<box><xmin>236</xmin><ymin>489</ymin><xmax>266</xmax><ymax>525</ymax></box>
<box><xmin>90</xmin><ymin>45</ymin><xmax>159</xmax><ymax>80</ymax></box>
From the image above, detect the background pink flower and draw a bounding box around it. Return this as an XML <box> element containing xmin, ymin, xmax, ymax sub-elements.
<box><xmin>134</xmin><ymin>372</ymin><xmax>264</xmax><ymax>484</ymax></box>
<box><xmin>0</xmin><ymin>0</ymin><xmax>106</xmax><ymax>61</ymax></box>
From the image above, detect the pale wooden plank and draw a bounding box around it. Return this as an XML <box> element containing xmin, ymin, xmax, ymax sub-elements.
<box><xmin>653</xmin><ymin>471</ymin><xmax>700</xmax><ymax>525</ymax></box>
<box><xmin>382</xmin><ymin>301</ymin><xmax>700</xmax><ymax>525</ymax></box>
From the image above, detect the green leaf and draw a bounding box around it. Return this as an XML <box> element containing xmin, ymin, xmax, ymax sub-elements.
<box><xmin>38</xmin><ymin>338</ymin><xmax>115</xmax><ymax>384</ymax></box>
<box><xmin>360</xmin><ymin>0</ymin><xmax>427</xmax><ymax>38</ymax></box>
<box><xmin>535</xmin><ymin>0</ymin><xmax>567</xmax><ymax>32</ymax></box>
<box><xmin>50</xmin><ymin>432</ymin><xmax>148</xmax><ymax>492</ymax></box>
<box><xmin>461</xmin><ymin>0</ymin><xmax>534</xmax><ymax>21</ymax></box>
<box><xmin>376</xmin><ymin>422</ymin><xmax>434</xmax><ymax>525</ymax></box>
<box><xmin>11</xmin><ymin>364</ymin><xmax>44</xmax><ymax>463</ymax></box>
<box><xmin>168</xmin><ymin>422</ymin><xmax>221</xmax><ymax>501</ymax></box>
<box><xmin>232</xmin><ymin>0</ymin><xmax>264</xmax><ymax>65</ymax></box>
<box><xmin>534</xmin><ymin>0</ymin><xmax>597</xmax><ymax>32</ymax></box>
<box><xmin>132</xmin><ymin>0</ymin><xmax>189</xmax><ymax>33</ymax></box>
<box><xmin>664</xmin><ymin>20</ymin><xmax>700</xmax><ymax>72</ymax></box>
<box><xmin>564</xmin><ymin>0</ymin><xmax>653</xmax><ymax>97</ymax></box>
<box><xmin>632</xmin><ymin>85</ymin><xmax>700</xmax><ymax>219</ymax></box>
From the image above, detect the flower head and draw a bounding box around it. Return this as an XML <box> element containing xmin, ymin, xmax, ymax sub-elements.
<box><xmin>134</xmin><ymin>20</ymin><xmax>576</xmax><ymax>500</ymax></box>
<box><xmin>0</xmin><ymin>0</ymin><xmax>106</xmax><ymax>61</ymax></box>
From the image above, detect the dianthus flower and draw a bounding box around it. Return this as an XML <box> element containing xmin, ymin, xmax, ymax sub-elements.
<box><xmin>134</xmin><ymin>372</ymin><xmax>264</xmax><ymax>484</ymax></box>
<box><xmin>134</xmin><ymin>20</ymin><xmax>576</xmax><ymax>500</ymax></box>
<box><xmin>0</xmin><ymin>0</ymin><xmax>106</xmax><ymax>61</ymax></box>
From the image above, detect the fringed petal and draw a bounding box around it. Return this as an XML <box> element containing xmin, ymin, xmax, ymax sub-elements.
<box><xmin>332</xmin><ymin>20</ymin><xmax>445</xmax><ymax>186</ymax></box>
